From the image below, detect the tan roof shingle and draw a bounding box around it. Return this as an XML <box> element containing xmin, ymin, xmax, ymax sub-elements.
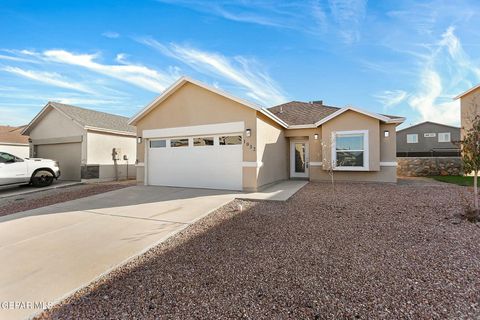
<box><xmin>268</xmin><ymin>101</ymin><xmax>340</xmax><ymax>126</ymax></box>
<box><xmin>0</xmin><ymin>125</ymin><xmax>29</xmax><ymax>144</ymax></box>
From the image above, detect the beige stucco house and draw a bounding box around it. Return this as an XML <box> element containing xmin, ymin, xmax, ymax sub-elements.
<box><xmin>454</xmin><ymin>84</ymin><xmax>480</xmax><ymax>139</ymax></box>
<box><xmin>129</xmin><ymin>77</ymin><xmax>405</xmax><ymax>191</ymax></box>
<box><xmin>23</xmin><ymin>102</ymin><xmax>136</xmax><ymax>181</ymax></box>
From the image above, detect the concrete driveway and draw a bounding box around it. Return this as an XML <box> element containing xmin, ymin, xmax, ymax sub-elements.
<box><xmin>0</xmin><ymin>186</ymin><xmax>235</xmax><ymax>320</ymax></box>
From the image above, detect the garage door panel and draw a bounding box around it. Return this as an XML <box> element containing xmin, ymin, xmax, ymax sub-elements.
<box><xmin>36</xmin><ymin>143</ymin><xmax>81</xmax><ymax>181</ymax></box>
<box><xmin>148</xmin><ymin>142</ymin><xmax>242</xmax><ymax>190</ymax></box>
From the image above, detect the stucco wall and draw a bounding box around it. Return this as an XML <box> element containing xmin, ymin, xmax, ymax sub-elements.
<box><xmin>311</xmin><ymin>166</ymin><xmax>397</xmax><ymax>183</ymax></box>
<box><xmin>0</xmin><ymin>144</ymin><xmax>29</xmax><ymax>158</ymax></box>
<box><xmin>321</xmin><ymin>110</ymin><xmax>380</xmax><ymax>171</ymax></box>
<box><xmin>134</xmin><ymin>82</ymin><xmax>258</xmax><ymax>189</ymax></box>
<box><xmin>86</xmin><ymin>131</ymin><xmax>136</xmax><ymax>165</ymax></box>
<box><xmin>256</xmin><ymin>113</ymin><xmax>288</xmax><ymax>187</ymax></box>
<box><xmin>380</xmin><ymin>123</ymin><xmax>397</xmax><ymax>162</ymax></box>
<box><xmin>460</xmin><ymin>89</ymin><xmax>480</xmax><ymax>139</ymax></box>
<box><xmin>29</xmin><ymin>108</ymin><xmax>85</xmax><ymax>140</ymax></box>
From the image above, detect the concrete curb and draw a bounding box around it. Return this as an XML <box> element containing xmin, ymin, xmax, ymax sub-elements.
<box><xmin>0</xmin><ymin>182</ymin><xmax>84</xmax><ymax>200</ymax></box>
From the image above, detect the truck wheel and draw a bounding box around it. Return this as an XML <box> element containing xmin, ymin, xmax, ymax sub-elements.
<box><xmin>31</xmin><ymin>170</ymin><xmax>54</xmax><ymax>187</ymax></box>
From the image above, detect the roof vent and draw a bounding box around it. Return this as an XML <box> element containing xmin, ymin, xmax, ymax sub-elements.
<box><xmin>312</xmin><ymin>100</ymin><xmax>323</xmax><ymax>105</ymax></box>
<box><xmin>280</xmin><ymin>106</ymin><xmax>283</xmax><ymax>113</ymax></box>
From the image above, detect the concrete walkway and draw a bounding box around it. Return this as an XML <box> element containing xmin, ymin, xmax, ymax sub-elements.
<box><xmin>0</xmin><ymin>180</ymin><xmax>305</xmax><ymax>320</ymax></box>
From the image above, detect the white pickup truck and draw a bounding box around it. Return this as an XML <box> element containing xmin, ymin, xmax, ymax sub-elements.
<box><xmin>0</xmin><ymin>151</ymin><xmax>61</xmax><ymax>188</ymax></box>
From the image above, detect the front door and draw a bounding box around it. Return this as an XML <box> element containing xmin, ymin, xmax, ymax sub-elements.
<box><xmin>290</xmin><ymin>141</ymin><xmax>309</xmax><ymax>178</ymax></box>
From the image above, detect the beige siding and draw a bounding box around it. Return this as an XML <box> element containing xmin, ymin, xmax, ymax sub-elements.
<box><xmin>134</xmin><ymin>82</ymin><xmax>258</xmax><ymax>189</ymax></box>
<box><xmin>256</xmin><ymin>113</ymin><xmax>288</xmax><ymax>188</ymax></box>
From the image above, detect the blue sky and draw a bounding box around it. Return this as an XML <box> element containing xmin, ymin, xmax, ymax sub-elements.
<box><xmin>1</xmin><ymin>0</ymin><xmax>480</xmax><ymax>128</ymax></box>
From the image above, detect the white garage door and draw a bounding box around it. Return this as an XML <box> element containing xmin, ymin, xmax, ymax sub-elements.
<box><xmin>147</xmin><ymin>135</ymin><xmax>243</xmax><ymax>190</ymax></box>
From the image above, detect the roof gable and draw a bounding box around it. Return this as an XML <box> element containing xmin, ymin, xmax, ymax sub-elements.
<box><xmin>23</xmin><ymin>102</ymin><xmax>136</xmax><ymax>136</ymax></box>
<box><xmin>397</xmin><ymin>121</ymin><xmax>460</xmax><ymax>132</ymax></box>
<box><xmin>128</xmin><ymin>76</ymin><xmax>288</xmax><ymax>128</ymax></box>
<box><xmin>269</xmin><ymin>102</ymin><xmax>405</xmax><ymax>128</ymax></box>
<box><xmin>454</xmin><ymin>84</ymin><xmax>480</xmax><ymax>100</ymax></box>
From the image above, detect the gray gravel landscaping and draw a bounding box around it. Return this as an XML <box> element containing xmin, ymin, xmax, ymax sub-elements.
<box><xmin>37</xmin><ymin>182</ymin><xmax>480</xmax><ymax>319</ymax></box>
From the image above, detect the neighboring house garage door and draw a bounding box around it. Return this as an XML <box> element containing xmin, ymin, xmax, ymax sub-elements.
<box><xmin>35</xmin><ymin>143</ymin><xmax>82</xmax><ymax>181</ymax></box>
<box><xmin>147</xmin><ymin>135</ymin><xmax>243</xmax><ymax>190</ymax></box>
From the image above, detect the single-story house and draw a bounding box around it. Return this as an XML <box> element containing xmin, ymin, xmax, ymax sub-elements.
<box><xmin>396</xmin><ymin>121</ymin><xmax>460</xmax><ymax>157</ymax></box>
<box><xmin>129</xmin><ymin>77</ymin><xmax>405</xmax><ymax>191</ymax></box>
<box><xmin>22</xmin><ymin>102</ymin><xmax>136</xmax><ymax>181</ymax></box>
<box><xmin>0</xmin><ymin>125</ymin><xmax>30</xmax><ymax>158</ymax></box>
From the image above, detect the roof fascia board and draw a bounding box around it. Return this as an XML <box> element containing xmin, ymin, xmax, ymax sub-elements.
<box><xmin>287</xmin><ymin>124</ymin><xmax>317</xmax><ymax>129</ymax></box>
<box><xmin>397</xmin><ymin>121</ymin><xmax>460</xmax><ymax>132</ymax></box>
<box><xmin>85</xmin><ymin>126</ymin><xmax>136</xmax><ymax>137</ymax></box>
<box><xmin>314</xmin><ymin>106</ymin><xmax>402</xmax><ymax>127</ymax></box>
<box><xmin>128</xmin><ymin>76</ymin><xmax>288</xmax><ymax>128</ymax></box>
<box><xmin>21</xmin><ymin>102</ymin><xmax>85</xmax><ymax>135</ymax></box>
<box><xmin>454</xmin><ymin>84</ymin><xmax>480</xmax><ymax>100</ymax></box>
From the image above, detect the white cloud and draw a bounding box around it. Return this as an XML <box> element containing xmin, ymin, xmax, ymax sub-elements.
<box><xmin>2</xmin><ymin>66</ymin><xmax>95</xmax><ymax>94</ymax></box>
<box><xmin>374</xmin><ymin>90</ymin><xmax>408</xmax><ymax>108</ymax></box>
<box><xmin>102</xmin><ymin>31</ymin><xmax>120</xmax><ymax>39</ymax></box>
<box><xmin>156</xmin><ymin>1</ymin><xmax>329</xmax><ymax>36</ymax></box>
<box><xmin>43</xmin><ymin>50</ymin><xmax>178</xmax><ymax>92</ymax></box>
<box><xmin>140</xmin><ymin>38</ymin><xmax>287</xmax><ymax>105</ymax></box>
<box><xmin>402</xmin><ymin>26</ymin><xmax>480</xmax><ymax>126</ymax></box>
<box><xmin>408</xmin><ymin>69</ymin><xmax>459</xmax><ymax>125</ymax></box>
<box><xmin>328</xmin><ymin>0</ymin><xmax>367</xmax><ymax>43</ymax></box>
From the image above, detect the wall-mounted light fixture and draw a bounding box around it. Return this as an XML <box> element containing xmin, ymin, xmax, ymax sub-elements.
<box><xmin>137</xmin><ymin>137</ymin><xmax>143</xmax><ymax>144</ymax></box>
<box><xmin>314</xmin><ymin>133</ymin><xmax>319</xmax><ymax>140</ymax></box>
<box><xmin>246</xmin><ymin>129</ymin><xmax>251</xmax><ymax>137</ymax></box>
<box><xmin>384</xmin><ymin>130</ymin><xmax>390</xmax><ymax>138</ymax></box>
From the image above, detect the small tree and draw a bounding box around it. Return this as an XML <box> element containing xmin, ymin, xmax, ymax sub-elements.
<box><xmin>461</xmin><ymin>115</ymin><xmax>480</xmax><ymax>217</ymax></box>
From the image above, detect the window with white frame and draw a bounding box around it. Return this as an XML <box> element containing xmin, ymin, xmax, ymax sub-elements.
<box><xmin>438</xmin><ymin>132</ymin><xmax>451</xmax><ymax>142</ymax></box>
<box><xmin>406</xmin><ymin>134</ymin><xmax>418</xmax><ymax>144</ymax></box>
<box><xmin>333</xmin><ymin>130</ymin><xmax>368</xmax><ymax>170</ymax></box>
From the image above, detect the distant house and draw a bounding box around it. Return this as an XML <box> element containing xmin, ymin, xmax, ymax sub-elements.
<box><xmin>22</xmin><ymin>102</ymin><xmax>136</xmax><ymax>181</ymax></box>
<box><xmin>396</xmin><ymin>121</ymin><xmax>460</xmax><ymax>157</ymax></box>
<box><xmin>454</xmin><ymin>84</ymin><xmax>480</xmax><ymax>139</ymax></box>
<box><xmin>0</xmin><ymin>125</ymin><xmax>29</xmax><ymax>158</ymax></box>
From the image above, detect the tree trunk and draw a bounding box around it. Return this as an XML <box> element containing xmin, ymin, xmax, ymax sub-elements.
<box><xmin>475</xmin><ymin>171</ymin><xmax>478</xmax><ymax>214</ymax></box>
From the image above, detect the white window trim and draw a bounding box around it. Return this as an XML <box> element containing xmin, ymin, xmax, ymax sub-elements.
<box><xmin>331</xmin><ymin>130</ymin><xmax>369</xmax><ymax>171</ymax></box>
<box><xmin>406</xmin><ymin>134</ymin><xmax>418</xmax><ymax>144</ymax></box>
<box><xmin>438</xmin><ymin>132</ymin><xmax>451</xmax><ymax>143</ymax></box>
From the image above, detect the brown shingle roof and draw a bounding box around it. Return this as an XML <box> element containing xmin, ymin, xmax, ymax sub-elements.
<box><xmin>268</xmin><ymin>101</ymin><xmax>340</xmax><ymax>126</ymax></box>
<box><xmin>0</xmin><ymin>125</ymin><xmax>29</xmax><ymax>144</ymax></box>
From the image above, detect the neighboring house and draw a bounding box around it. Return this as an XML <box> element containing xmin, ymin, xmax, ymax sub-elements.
<box><xmin>396</xmin><ymin>121</ymin><xmax>460</xmax><ymax>157</ymax></box>
<box><xmin>454</xmin><ymin>84</ymin><xmax>480</xmax><ymax>139</ymax></box>
<box><xmin>0</xmin><ymin>125</ymin><xmax>29</xmax><ymax>158</ymax></box>
<box><xmin>22</xmin><ymin>102</ymin><xmax>136</xmax><ymax>181</ymax></box>
<box><xmin>129</xmin><ymin>77</ymin><xmax>405</xmax><ymax>191</ymax></box>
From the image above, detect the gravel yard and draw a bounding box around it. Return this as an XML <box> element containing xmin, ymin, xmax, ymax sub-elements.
<box><xmin>0</xmin><ymin>180</ymin><xmax>136</xmax><ymax>217</ymax></box>
<box><xmin>38</xmin><ymin>182</ymin><xmax>480</xmax><ymax>319</ymax></box>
